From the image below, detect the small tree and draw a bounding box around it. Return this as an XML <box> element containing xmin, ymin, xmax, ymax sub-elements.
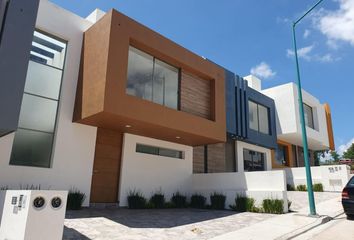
<box><xmin>330</xmin><ymin>151</ymin><xmax>340</xmax><ymax>162</ymax></box>
<box><xmin>343</xmin><ymin>143</ymin><xmax>354</xmax><ymax>160</ymax></box>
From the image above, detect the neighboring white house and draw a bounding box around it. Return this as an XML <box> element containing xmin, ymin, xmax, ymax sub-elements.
<box><xmin>262</xmin><ymin>83</ymin><xmax>330</xmax><ymax>151</ymax></box>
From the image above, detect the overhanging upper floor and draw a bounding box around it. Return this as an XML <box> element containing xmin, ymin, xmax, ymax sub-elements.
<box><xmin>73</xmin><ymin>9</ymin><xmax>226</xmax><ymax>146</ymax></box>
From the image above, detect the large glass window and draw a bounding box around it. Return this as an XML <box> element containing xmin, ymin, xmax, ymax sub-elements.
<box><xmin>10</xmin><ymin>30</ymin><xmax>66</xmax><ymax>168</ymax></box>
<box><xmin>243</xmin><ymin>149</ymin><xmax>265</xmax><ymax>171</ymax></box>
<box><xmin>303</xmin><ymin>103</ymin><xmax>314</xmax><ymax>129</ymax></box>
<box><xmin>248</xmin><ymin>100</ymin><xmax>269</xmax><ymax>134</ymax></box>
<box><xmin>275</xmin><ymin>144</ymin><xmax>287</xmax><ymax>166</ymax></box>
<box><xmin>126</xmin><ymin>46</ymin><xmax>179</xmax><ymax>109</ymax></box>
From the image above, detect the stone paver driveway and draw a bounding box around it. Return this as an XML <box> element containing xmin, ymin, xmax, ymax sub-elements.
<box><xmin>63</xmin><ymin>208</ymin><xmax>274</xmax><ymax>240</ymax></box>
<box><xmin>287</xmin><ymin>191</ymin><xmax>340</xmax><ymax>211</ymax></box>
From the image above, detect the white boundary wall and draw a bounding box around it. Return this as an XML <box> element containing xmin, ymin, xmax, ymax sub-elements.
<box><xmin>193</xmin><ymin>170</ymin><xmax>288</xmax><ymax>212</ymax></box>
<box><xmin>285</xmin><ymin>165</ymin><xmax>350</xmax><ymax>192</ymax></box>
<box><xmin>0</xmin><ymin>1</ymin><xmax>97</xmax><ymax>206</ymax></box>
<box><xmin>118</xmin><ymin>133</ymin><xmax>193</xmax><ymax>206</ymax></box>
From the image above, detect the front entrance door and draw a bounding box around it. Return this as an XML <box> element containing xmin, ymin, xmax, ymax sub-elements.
<box><xmin>90</xmin><ymin>128</ymin><xmax>123</xmax><ymax>203</ymax></box>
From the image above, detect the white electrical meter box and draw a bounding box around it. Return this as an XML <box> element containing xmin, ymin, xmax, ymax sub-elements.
<box><xmin>0</xmin><ymin>190</ymin><xmax>68</xmax><ymax>240</ymax></box>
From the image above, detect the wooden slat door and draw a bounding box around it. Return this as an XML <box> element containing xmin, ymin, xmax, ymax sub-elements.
<box><xmin>90</xmin><ymin>128</ymin><xmax>123</xmax><ymax>203</ymax></box>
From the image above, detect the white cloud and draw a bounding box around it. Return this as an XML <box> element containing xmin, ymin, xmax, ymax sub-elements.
<box><xmin>250</xmin><ymin>62</ymin><xmax>276</xmax><ymax>79</ymax></box>
<box><xmin>287</xmin><ymin>45</ymin><xmax>314</xmax><ymax>60</ymax></box>
<box><xmin>314</xmin><ymin>0</ymin><xmax>354</xmax><ymax>46</ymax></box>
<box><xmin>303</xmin><ymin>29</ymin><xmax>311</xmax><ymax>39</ymax></box>
<box><xmin>286</xmin><ymin>45</ymin><xmax>338</xmax><ymax>62</ymax></box>
<box><xmin>338</xmin><ymin>138</ymin><xmax>354</xmax><ymax>156</ymax></box>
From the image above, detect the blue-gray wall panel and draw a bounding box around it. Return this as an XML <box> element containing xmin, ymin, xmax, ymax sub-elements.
<box><xmin>0</xmin><ymin>0</ymin><xmax>39</xmax><ymax>136</ymax></box>
<box><xmin>225</xmin><ymin>69</ymin><xmax>236</xmax><ymax>137</ymax></box>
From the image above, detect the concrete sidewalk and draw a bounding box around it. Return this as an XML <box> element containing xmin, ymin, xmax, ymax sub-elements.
<box><xmin>211</xmin><ymin>195</ymin><xmax>343</xmax><ymax>240</ymax></box>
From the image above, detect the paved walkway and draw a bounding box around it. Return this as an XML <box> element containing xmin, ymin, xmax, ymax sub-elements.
<box><xmin>292</xmin><ymin>214</ymin><xmax>354</xmax><ymax>240</ymax></box>
<box><xmin>64</xmin><ymin>209</ymin><xmax>274</xmax><ymax>240</ymax></box>
<box><xmin>211</xmin><ymin>192</ymin><xmax>343</xmax><ymax>240</ymax></box>
<box><xmin>287</xmin><ymin>191</ymin><xmax>339</xmax><ymax>212</ymax></box>
<box><xmin>63</xmin><ymin>192</ymin><xmax>342</xmax><ymax>240</ymax></box>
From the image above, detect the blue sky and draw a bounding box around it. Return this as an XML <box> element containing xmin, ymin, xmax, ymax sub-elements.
<box><xmin>52</xmin><ymin>0</ymin><xmax>354</xmax><ymax>154</ymax></box>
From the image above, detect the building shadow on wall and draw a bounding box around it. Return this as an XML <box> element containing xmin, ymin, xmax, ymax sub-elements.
<box><xmin>65</xmin><ymin>208</ymin><xmax>239</xmax><ymax>228</ymax></box>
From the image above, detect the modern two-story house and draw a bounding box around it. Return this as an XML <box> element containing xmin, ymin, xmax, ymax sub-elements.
<box><xmin>0</xmin><ymin>0</ymin><xmax>334</xmax><ymax>207</ymax></box>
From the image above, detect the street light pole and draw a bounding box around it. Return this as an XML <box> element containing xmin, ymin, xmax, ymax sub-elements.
<box><xmin>292</xmin><ymin>0</ymin><xmax>324</xmax><ymax>216</ymax></box>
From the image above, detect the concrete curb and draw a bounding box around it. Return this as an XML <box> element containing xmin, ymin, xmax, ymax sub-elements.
<box><xmin>276</xmin><ymin>210</ymin><xmax>343</xmax><ymax>240</ymax></box>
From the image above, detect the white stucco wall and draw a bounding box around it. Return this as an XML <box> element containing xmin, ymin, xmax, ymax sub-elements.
<box><xmin>0</xmin><ymin>1</ymin><xmax>97</xmax><ymax>206</ymax></box>
<box><xmin>118</xmin><ymin>133</ymin><xmax>193</xmax><ymax>206</ymax></box>
<box><xmin>285</xmin><ymin>165</ymin><xmax>350</xmax><ymax>192</ymax></box>
<box><xmin>193</xmin><ymin>170</ymin><xmax>288</xmax><ymax>212</ymax></box>
<box><xmin>262</xmin><ymin>83</ymin><xmax>329</xmax><ymax>150</ymax></box>
<box><xmin>236</xmin><ymin>140</ymin><xmax>272</xmax><ymax>172</ymax></box>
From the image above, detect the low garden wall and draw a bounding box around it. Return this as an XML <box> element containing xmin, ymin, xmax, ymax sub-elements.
<box><xmin>285</xmin><ymin>165</ymin><xmax>350</xmax><ymax>192</ymax></box>
<box><xmin>192</xmin><ymin>170</ymin><xmax>288</xmax><ymax>212</ymax></box>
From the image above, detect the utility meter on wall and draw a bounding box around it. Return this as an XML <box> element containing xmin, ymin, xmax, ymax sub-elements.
<box><xmin>0</xmin><ymin>190</ymin><xmax>68</xmax><ymax>240</ymax></box>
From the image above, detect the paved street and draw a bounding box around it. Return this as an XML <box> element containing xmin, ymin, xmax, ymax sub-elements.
<box><xmin>293</xmin><ymin>214</ymin><xmax>354</xmax><ymax>240</ymax></box>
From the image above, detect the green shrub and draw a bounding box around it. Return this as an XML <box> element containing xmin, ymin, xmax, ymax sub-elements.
<box><xmin>171</xmin><ymin>192</ymin><xmax>187</xmax><ymax>208</ymax></box>
<box><xmin>164</xmin><ymin>202</ymin><xmax>175</xmax><ymax>208</ymax></box>
<box><xmin>287</xmin><ymin>184</ymin><xmax>295</xmax><ymax>191</ymax></box>
<box><xmin>262</xmin><ymin>199</ymin><xmax>284</xmax><ymax>214</ymax></box>
<box><xmin>67</xmin><ymin>189</ymin><xmax>86</xmax><ymax>210</ymax></box>
<box><xmin>313</xmin><ymin>183</ymin><xmax>324</xmax><ymax>192</ymax></box>
<box><xmin>230</xmin><ymin>195</ymin><xmax>256</xmax><ymax>212</ymax></box>
<box><xmin>210</xmin><ymin>192</ymin><xmax>226</xmax><ymax>210</ymax></box>
<box><xmin>296</xmin><ymin>184</ymin><xmax>307</xmax><ymax>191</ymax></box>
<box><xmin>190</xmin><ymin>194</ymin><xmax>206</xmax><ymax>209</ymax></box>
<box><xmin>127</xmin><ymin>190</ymin><xmax>146</xmax><ymax>209</ymax></box>
<box><xmin>149</xmin><ymin>192</ymin><xmax>165</xmax><ymax>208</ymax></box>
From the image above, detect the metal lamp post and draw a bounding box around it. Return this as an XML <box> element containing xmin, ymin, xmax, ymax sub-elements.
<box><xmin>292</xmin><ymin>0</ymin><xmax>324</xmax><ymax>216</ymax></box>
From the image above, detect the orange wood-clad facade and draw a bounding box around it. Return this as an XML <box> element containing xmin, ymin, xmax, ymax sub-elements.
<box><xmin>90</xmin><ymin>128</ymin><xmax>123</xmax><ymax>203</ymax></box>
<box><xmin>324</xmin><ymin>103</ymin><xmax>335</xmax><ymax>151</ymax></box>
<box><xmin>74</xmin><ymin>10</ymin><xmax>226</xmax><ymax>147</ymax></box>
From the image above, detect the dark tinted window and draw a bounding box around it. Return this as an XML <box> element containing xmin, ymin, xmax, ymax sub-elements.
<box><xmin>136</xmin><ymin>144</ymin><xmax>183</xmax><ymax>159</ymax></box>
<box><xmin>243</xmin><ymin>149</ymin><xmax>265</xmax><ymax>171</ymax></box>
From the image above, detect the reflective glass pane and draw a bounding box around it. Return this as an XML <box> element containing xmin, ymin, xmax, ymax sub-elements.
<box><xmin>136</xmin><ymin>144</ymin><xmax>159</xmax><ymax>155</ymax></box>
<box><xmin>243</xmin><ymin>149</ymin><xmax>265</xmax><ymax>171</ymax></box>
<box><xmin>24</xmin><ymin>61</ymin><xmax>62</xmax><ymax>99</ymax></box>
<box><xmin>126</xmin><ymin>47</ymin><xmax>153</xmax><ymax>101</ymax></box>
<box><xmin>303</xmin><ymin>104</ymin><xmax>314</xmax><ymax>129</ymax></box>
<box><xmin>159</xmin><ymin>148</ymin><xmax>183</xmax><ymax>159</ymax></box>
<box><xmin>248</xmin><ymin>101</ymin><xmax>258</xmax><ymax>131</ymax></box>
<box><xmin>10</xmin><ymin>128</ymin><xmax>53</xmax><ymax>168</ymax></box>
<box><xmin>153</xmin><ymin>59</ymin><xmax>178</xmax><ymax>109</ymax></box>
<box><xmin>152</xmin><ymin>60</ymin><xmax>164</xmax><ymax>105</ymax></box>
<box><xmin>18</xmin><ymin>94</ymin><xmax>58</xmax><ymax>133</ymax></box>
<box><xmin>275</xmin><ymin>144</ymin><xmax>287</xmax><ymax>166</ymax></box>
<box><xmin>258</xmin><ymin>104</ymin><xmax>269</xmax><ymax>134</ymax></box>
